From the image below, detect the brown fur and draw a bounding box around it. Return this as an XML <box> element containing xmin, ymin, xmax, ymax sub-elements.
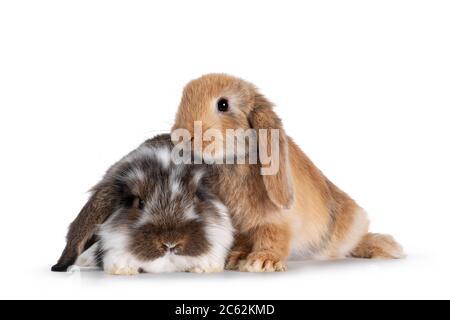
<box><xmin>351</xmin><ymin>233</ymin><xmax>405</xmax><ymax>259</ymax></box>
<box><xmin>52</xmin><ymin>185</ymin><xmax>119</xmax><ymax>271</ymax></box>
<box><xmin>129</xmin><ymin>217</ymin><xmax>210</xmax><ymax>261</ymax></box>
<box><xmin>52</xmin><ymin>134</ymin><xmax>232</xmax><ymax>272</ymax></box>
<box><xmin>51</xmin><ymin>135</ymin><xmax>185</xmax><ymax>272</ymax></box>
<box><xmin>172</xmin><ymin>73</ymin><xmax>404</xmax><ymax>272</ymax></box>
<box><xmin>248</xmin><ymin>101</ymin><xmax>293</xmax><ymax>209</ymax></box>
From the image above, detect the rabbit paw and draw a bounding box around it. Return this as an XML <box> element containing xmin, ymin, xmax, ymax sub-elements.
<box><xmin>105</xmin><ymin>265</ymin><xmax>140</xmax><ymax>276</ymax></box>
<box><xmin>239</xmin><ymin>252</ymin><xmax>287</xmax><ymax>273</ymax></box>
<box><xmin>188</xmin><ymin>265</ymin><xmax>224</xmax><ymax>273</ymax></box>
<box><xmin>226</xmin><ymin>250</ymin><xmax>249</xmax><ymax>270</ymax></box>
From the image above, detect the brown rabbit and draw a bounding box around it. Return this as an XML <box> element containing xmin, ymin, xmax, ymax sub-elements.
<box><xmin>172</xmin><ymin>73</ymin><xmax>404</xmax><ymax>272</ymax></box>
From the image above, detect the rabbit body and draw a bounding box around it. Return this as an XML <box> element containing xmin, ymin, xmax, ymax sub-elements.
<box><xmin>172</xmin><ymin>74</ymin><xmax>404</xmax><ymax>272</ymax></box>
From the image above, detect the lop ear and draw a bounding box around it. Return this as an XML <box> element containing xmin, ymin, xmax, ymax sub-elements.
<box><xmin>51</xmin><ymin>184</ymin><xmax>119</xmax><ymax>272</ymax></box>
<box><xmin>248</xmin><ymin>94</ymin><xmax>294</xmax><ymax>210</ymax></box>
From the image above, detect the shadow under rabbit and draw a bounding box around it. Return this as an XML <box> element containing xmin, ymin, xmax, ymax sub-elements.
<box><xmin>54</xmin><ymin>257</ymin><xmax>406</xmax><ymax>282</ymax></box>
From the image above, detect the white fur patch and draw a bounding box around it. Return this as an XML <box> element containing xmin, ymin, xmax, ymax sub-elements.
<box><xmin>155</xmin><ymin>147</ymin><xmax>172</xmax><ymax>169</ymax></box>
<box><xmin>336</xmin><ymin>208</ymin><xmax>370</xmax><ymax>258</ymax></box>
<box><xmin>192</xmin><ymin>169</ymin><xmax>205</xmax><ymax>185</ymax></box>
<box><xmin>211</xmin><ymin>200</ymin><xmax>229</xmax><ymax>219</ymax></box>
<box><xmin>201</xmin><ymin>201</ymin><xmax>235</xmax><ymax>267</ymax></box>
<box><xmin>183</xmin><ymin>206</ymin><xmax>198</xmax><ymax>221</ymax></box>
<box><xmin>126</xmin><ymin>145</ymin><xmax>172</xmax><ymax>170</ymax></box>
<box><xmin>124</xmin><ymin>167</ymin><xmax>145</xmax><ymax>183</ymax></box>
<box><xmin>75</xmin><ymin>242</ymin><xmax>99</xmax><ymax>267</ymax></box>
<box><xmin>170</xmin><ymin>178</ymin><xmax>182</xmax><ymax>200</ymax></box>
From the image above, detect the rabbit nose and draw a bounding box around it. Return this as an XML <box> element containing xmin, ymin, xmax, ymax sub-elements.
<box><xmin>163</xmin><ymin>243</ymin><xmax>178</xmax><ymax>252</ymax></box>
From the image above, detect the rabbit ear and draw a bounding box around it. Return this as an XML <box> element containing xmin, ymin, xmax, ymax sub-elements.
<box><xmin>51</xmin><ymin>184</ymin><xmax>118</xmax><ymax>272</ymax></box>
<box><xmin>248</xmin><ymin>95</ymin><xmax>294</xmax><ymax>210</ymax></box>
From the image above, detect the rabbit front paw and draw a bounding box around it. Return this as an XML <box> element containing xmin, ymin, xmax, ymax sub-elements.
<box><xmin>239</xmin><ymin>251</ymin><xmax>287</xmax><ymax>273</ymax></box>
<box><xmin>105</xmin><ymin>265</ymin><xmax>140</xmax><ymax>276</ymax></box>
<box><xmin>187</xmin><ymin>265</ymin><xmax>224</xmax><ymax>273</ymax></box>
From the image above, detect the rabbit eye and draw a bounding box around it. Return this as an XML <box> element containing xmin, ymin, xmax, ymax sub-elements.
<box><xmin>138</xmin><ymin>198</ymin><xmax>145</xmax><ymax>210</ymax></box>
<box><xmin>132</xmin><ymin>197</ymin><xmax>145</xmax><ymax>210</ymax></box>
<box><xmin>217</xmin><ymin>98</ymin><xmax>229</xmax><ymax>112</ymax></box>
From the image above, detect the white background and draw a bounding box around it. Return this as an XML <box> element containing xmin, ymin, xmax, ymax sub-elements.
<box><xmin>1</xmin><ymin>1</ymin><xmax>449</xmax><ymax>300</ymax></box>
